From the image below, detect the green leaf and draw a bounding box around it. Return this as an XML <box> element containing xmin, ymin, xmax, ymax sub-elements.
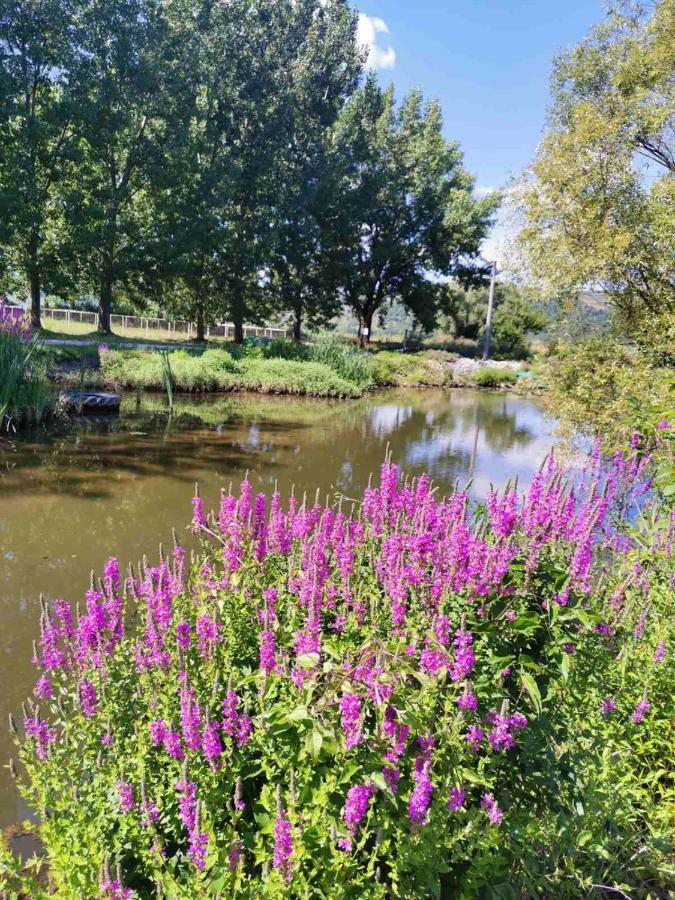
<box><xmin>560</xmin><ymin>653</ymin><xmax>570</xmax><ymax>682</ymax></box>
<box><xmin>520</xmin><ymin>671</ymin><xmax>542</xmax><ymax>714</ymax></box>
<box><xmin>369</xmin><ymin>772</ymin><xmax>389</xmax><ymax>792</ymax></box>
<box><xmin>310</xmin><ymin>729</ymin><xmax>323</xmax><ymax>758</ymax></box>
<box><xmin>296</xmin><ymin>652</ymin><xmax>320</xmax><ymax>670</ymax></box>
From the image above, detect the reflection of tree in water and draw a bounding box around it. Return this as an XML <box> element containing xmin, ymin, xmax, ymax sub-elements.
<box><xmin>449</xmin><ymin>394</ymin><xmax>535</xmax><ymax>454</ymax></box>
<box><xmin>0</xmin><ymin>389</ymin><xmax>544</xmax><ymax>504</ymax></box>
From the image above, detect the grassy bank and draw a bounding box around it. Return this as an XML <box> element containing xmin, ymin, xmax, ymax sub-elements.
<box><xmin>96</xmin><ymin>348</ymin><xmax>365</xmax><ymax>398</ymax></box>
<box><xmin>55</xmin><ymin>339</ymin><xmax>530</xmax><ymax>400</ymax></box>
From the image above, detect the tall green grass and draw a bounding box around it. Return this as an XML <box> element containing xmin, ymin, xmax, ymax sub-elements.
<box><xmin>306</xmin><ymin>333</ymin><xmax>373</xmax><ymax>387</ymax></box>
<box><xmin>98</xmin><ymin>348</ymin><xmax>363</xmax><ymax>398</ymax></box>
<box><xmin>0</xmin><ymin>331</ymin><xmax>50</xmax><ymax>429</ymax></box>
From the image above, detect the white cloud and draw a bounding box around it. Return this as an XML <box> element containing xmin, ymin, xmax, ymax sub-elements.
<box><xmin>357</xmin><ymin>13</ymin><xmax>396</xmax><ymax>70</ymax></box>
<box><xmin>474</xmin><ymin>184</ymin><xmax>497</xmax><ymax>199</ymax></box>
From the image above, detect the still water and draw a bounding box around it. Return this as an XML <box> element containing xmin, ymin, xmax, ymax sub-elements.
<box><xmin>0</xmin><ymin>388</ymin><xmax>556</xmax><ymax>827</ymax></box>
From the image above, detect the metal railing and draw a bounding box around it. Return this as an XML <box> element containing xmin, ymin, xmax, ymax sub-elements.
<box><xmin>5</xmin><ymin>305</ymin><xmax>289</xmax><ymax>340</ymax></box>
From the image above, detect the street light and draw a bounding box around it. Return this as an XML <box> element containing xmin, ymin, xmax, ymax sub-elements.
<box><xmin>482</xmin><ymin>260</ymin><xmax>497</xmax><ymax>361</ymax></box>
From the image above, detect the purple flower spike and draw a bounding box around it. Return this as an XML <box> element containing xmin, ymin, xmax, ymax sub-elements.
<box><xmin>481</xmin><ymin>792</ymin><xmax>503</xmax><ymax>826</ymax></box>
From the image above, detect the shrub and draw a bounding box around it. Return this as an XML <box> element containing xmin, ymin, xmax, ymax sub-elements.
<box><xmin>100</xmin><ymin>349</ymin><xmax>237</xmax><ymax>392</ymax></box>
<box><xmin>542</xmin><ymin>335</ymin><xmax>674</xmax><ymax>495</ymax></box>
<box><xmin>473</xmin><ymin>367</ymin><xmax>518</xmax><ymax>388</ymax></box>
<box><xmin>236</xmin><ymin>358</ymin><xmax>362</xmax><ymax>397</ymax></box>
<box><xmin>371</xmin><ymin>351</ymin><xmax>446</xmax><ymax>387</ymax></box>
<box><xmin>13</xmin><ymin>450</ymin><xmax>674</xmax><ymax>898</ymax></box>
<box><xmin>0</xmin><ymin>302</ymin><xmax>50</xmax><ymax>429</ymax></box>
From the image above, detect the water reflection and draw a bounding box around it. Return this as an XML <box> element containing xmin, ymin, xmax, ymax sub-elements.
<box><xmin>0</xmin><ymin>388</ymin><xmax>555</xmax><ymax>826</ymax></box>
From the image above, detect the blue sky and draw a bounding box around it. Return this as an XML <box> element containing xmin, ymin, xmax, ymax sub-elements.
<box><xmin>357</xmin><ymin>0</ymin><xmax>605</xmax><ymax>254</ymax></box>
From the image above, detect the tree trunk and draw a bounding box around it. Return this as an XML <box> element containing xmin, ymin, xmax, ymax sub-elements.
<box><xmin>99</xmin><ymin>268</ymin><xmax>113</xmax><ymax>334</ymax></box>
<box><xmin>28</xmin><ymin>226</ymin><xmax>41</xmax><ymax>330</ymax></box>
<box><xmin>359</xmin><ymin>309</ymin><xmax>374</xmax><ymax>348</ymax></box>
<box><xmin>292</xmin><ymin>305</ymin><xmax>302</xmax><ymax>342</ymax></box>
<box><xmin>196</xmin><ymin>304</ymin><xmax>205</xmax><ymax>342</ymax></box>
<box><xmin>233</xmin><ymin>316</ymin><xmax>244</xmax><ymax>344</ymax></box>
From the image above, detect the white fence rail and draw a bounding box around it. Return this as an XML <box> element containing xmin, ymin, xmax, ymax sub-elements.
<box><xmin>6</xmin><ymin>305</ymin><xmax>289</xmax><ymax>340</ymax></box>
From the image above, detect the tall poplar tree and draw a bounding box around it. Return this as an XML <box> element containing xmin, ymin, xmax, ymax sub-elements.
<box><xmin>328</xmin><ymin>76</ymin><xmax>497</xmax><ymax>345</ymax></box>
<box><xmin>0</xmin><ymin>0</ymin><xmax>76</xmax><ymax>326</ymax></box>
<box><xmin>59</xmin><ymin>0</ymin><xmax>190</xmax><ymax>333</ymax></box>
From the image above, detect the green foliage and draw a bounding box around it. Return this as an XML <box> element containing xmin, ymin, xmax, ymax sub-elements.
<box><xmin>515</xmin><ymin>0</ymin><xmax>675</xmax><ymax>331</ymax></box>
<box><xmin>307</xmin><ymin>333</ymin><xmax>373</xmax><ymax>388</ymax></box>
<box><xmin>473</xmin><ymin>368</ymin><xmax>518</xmax><ymax>388</ymax></box>
<box><xmin>438</xmin><ymin>282</ymin><xmax>547</xmax><ymax>359</ymax></box>
<box><xmin>99</xmin><ymin>348</ymin><xmax>363</xmax><ymax>398</ymax></box>
<box><xmin>543</xmin><ymin>334</ymin><xmax>673</xmax><ymax>445</ymax></box>
<box><xmin>0</xmin><ymin>331</ymin><xmax>50</xmax><ymax>428</ymax></box>
<box><xmin>326</xmin><ymin>76</ymin><xmax>498</xmax><ymax>344</ymax></box>
<box><xmin>12</xmin><ymin>461</ymin><xmax>675</xmax><ymax>897</ymax></box>
<box><xmin>0</xmin><ymin>0</ymin><xmax>78</xmax><ymax>324</ymax></box>
<box><xmin>370</xmin><ymin>351</ymin><xmax>447</xmax><ymax>388</ymax></box>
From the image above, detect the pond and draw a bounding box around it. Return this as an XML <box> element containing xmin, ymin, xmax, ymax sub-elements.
<box><xmin>0</xmin><ymin>388</ymin><xmax>557</xmax><ymax>828</ymax></box>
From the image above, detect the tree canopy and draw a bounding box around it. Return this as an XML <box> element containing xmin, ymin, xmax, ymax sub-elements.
<box><xmin>328</xmin><ymin>77</ymin><xmax>497</xmax><ymax>344</ymax></box>
<box><xmin>0</xmin><ymin>0</ymin><xmax>494</xmax><ymax>338</ymax></box>
<box><xmin>515</xmin><ymin>0</ymin><xmax>674</xmax><ymax>346</ymax></box>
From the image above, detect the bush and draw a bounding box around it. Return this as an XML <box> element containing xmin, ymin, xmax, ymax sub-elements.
<box><xmin>237</xmin><ymin>358</ymin><xmax>362</xmax><ymax>397</ymax></box>
<box><xmin>371</xmin><ymin>351</ymin><xmax>446</xmax><ymax>387</ymax></box>
<box><xmin>0</xmin><ymin>302</ymin><xmax>50</xmax><ymax>428</ymax></box>
<box><xmin>542</xmin><ymin>335</ymin><xmax>674</xmax><ymax>494</ymax></box>
<box><xmin>13</xmin><ymin>451</ymin><xmax>674</xmax><ymax>897</ymax></box>
<box><xmin>473</xmin><ymin>367</ymin><xmax>518</xmax><ymax>388</ymax></box>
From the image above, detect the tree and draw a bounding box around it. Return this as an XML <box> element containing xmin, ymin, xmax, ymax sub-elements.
<box><xmin>153</xmin><ymin>0</ymin><xmax>361</xmax><ymax>343</ymax></box>
<box><xmin>0</xmin><ymin>0</ymin><xmax>76</xmax><ymax>327</ymax></box>
<box><xmin>438</xmin><ymin>281</ymin><xmax>547</xmax><ymax>357</ymax></box>
<box><xmin>327</xmin><ymin>77</ymin><xmax>497</xmax><ymax>346</ymax></box>
<box><xmin>58</xmin><ymin>0</ymin><xmax>190</xmax><ymax>333</ymax></box>
<box><xmin>515</xmin><ymin>0</ymin><xmax>675</xmax><ymax>344</ymax></box>
<box><xmin>266</xmin><ymin>0</ymin><xmax>363</xmax><ymax>341</ymax></box>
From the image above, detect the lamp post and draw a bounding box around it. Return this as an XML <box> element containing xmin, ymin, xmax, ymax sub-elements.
<box><xmin>482</xmin><ymin>260</ymin><xmax>497</xmax><ymax>361</ymax></box>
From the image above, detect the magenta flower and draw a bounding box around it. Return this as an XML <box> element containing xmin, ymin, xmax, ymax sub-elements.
<box><xmin>653</xmin><ymin>641</ymin><xmax>667</xmax><ymax>663</ymax></box>
<box><xmin>202</xmin><ymin>719</ymin><xmax>223</xmax><ymax>767</ymax></box>
<box><xmin>79</xmin><ymin>679</ymin><xmax>98</xmax><ymax>717</ymax></box>
<box><xmin>273</xmin><ymin>810</ymin><xmax>294</xmax><ymax>880</ymax></box>
<box><xmin>456</xmin><ymin>688</ymin><xmax>477</xmax><ymax>711</ymax></box>
<box><xmin>176</xmin><ymin>622</ymin><xmax>191</xmax><ymax>652</ymax></box>
<box><xmin>34</xmin><ymin>676</ymin><xmax>53</xmax><ymax>700</ymax></box>
<box><xmin>342</xmin><ymin>782</ymin><xmax>376</xmax><ymax>847</ymax></box>
<box><xmin>465</xmin><ymin>725</ymin><xmax>484</xmax><ymax>751</ymax></box>
<box><xmin>600</xmin><ymin>697</ymin><xmax>616</xmax><ymax>717</ymax></box>
<box><xmin>408</xmin><ymin>758</ymin><xmax>433</xmax><ymax>826</ymax></box>
<box><xmin>447</xmin><ymin>786</ymin><xmax>466</xmax><ymax>812</ymax></box>
<box><xmin>229</xmin><ymin>839</ymin><xmax>242</xmax><ymax>872</ymax></box>
<box><xmin>259</xmin><ymin>627</ymin><xmax>277</xmax><ymax>675</ymax></box>
<box><xmin>188</xmin><ymin>829</ymin><xmax>209</xmax><ymax>870</ymax></box>
<box><xmin>100</xmin><ymin>878</ymin><xmax>132</xmax><ymax>899</ymax></box>
<box><xmin>117</xmin><ymin>780</ymin><xmax>135</xmax><ymax>813</ymax></box>
<box><xmin>481</xmin><ymin>792</ymin><xmax>503</xmax><ymax>825</ymax></box>
<box><xmin>195</xmin><ymin>614</ymin><xmax>220</xmax><ymax>658</ymax></box>
<box><xmin>339</xmin><ymin>694</ymin><xmax>362</xmax><ymax>749</ymax></box>
<box><xmin>631</xmin><ymin>698</ymin><xmax>651</xmax><ymax>724</ymax></box>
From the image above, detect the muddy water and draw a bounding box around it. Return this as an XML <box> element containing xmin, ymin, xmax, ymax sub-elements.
<box><xmin>0</xmin><ymin>388</ymin><xmax>556</xmax><ymax>826</ymax></box>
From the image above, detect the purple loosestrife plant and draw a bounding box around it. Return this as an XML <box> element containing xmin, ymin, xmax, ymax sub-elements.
<box><xmin>12</xmin><ymin>448</ymin><xmax>674</xmax><ymax>896</ymax></box>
